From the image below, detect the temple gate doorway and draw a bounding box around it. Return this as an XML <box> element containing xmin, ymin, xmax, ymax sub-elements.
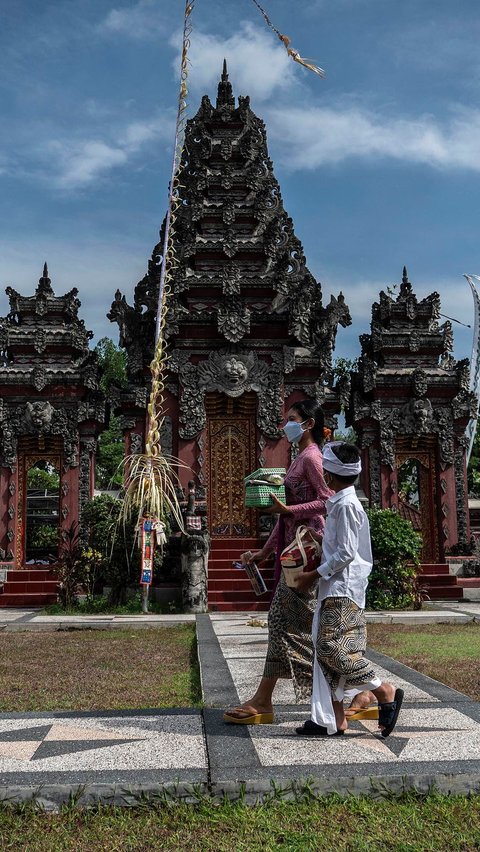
<box><xmin>396</xmin><ymin>442</ymin><xmax>438</xmax><ymax>564</ymax></box>
<box><xmin>205</xmin><ymin>392</ymin><xmax>257</xmax><ymax>538</ymax></box>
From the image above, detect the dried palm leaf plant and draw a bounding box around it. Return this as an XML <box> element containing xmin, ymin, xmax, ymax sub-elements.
<box><xmin>120</xmin><ymin>0</ymin><xmax>196</xmax><ymax>532</ymax></box>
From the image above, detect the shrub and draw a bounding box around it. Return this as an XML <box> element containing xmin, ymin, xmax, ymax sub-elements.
<box><xmin>81</xmin><ymin>494</ymin><xmax>138</xmax><ymax>604</ymax></box>
<box><xmin>366</xmin><ymin>508</ymin><xmax>422</xmax><ymax>610</ymax></box>
<box><xmin>53</xmin><ymin>523</ymin><xmax>84</xmax><ymax>609</ymax></box>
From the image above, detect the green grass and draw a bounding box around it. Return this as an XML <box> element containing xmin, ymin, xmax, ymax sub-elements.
<box><xmin>0</xmin><ymin>626</ymin><xmax>201</xmax><ymax>712</ymax></box>
<box><xmin>1</xmin><ymin>794</ymin><xmax>480</xmax><ymax>851</ymax></box>
<box><xmin>367</xmin><ymin>623</ymin><xmax>480</xmax><ymax>700</ymax></box>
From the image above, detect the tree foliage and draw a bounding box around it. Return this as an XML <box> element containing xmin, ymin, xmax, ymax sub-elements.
<box><xmin>94</xmin><ymin>338</ymin><xmax>128</xmax><ymax>489</ymax></box>
<box><xmin>94</xmin><ymin>337</ymin><xmax>127</xmax><ymax>394</ymax></box>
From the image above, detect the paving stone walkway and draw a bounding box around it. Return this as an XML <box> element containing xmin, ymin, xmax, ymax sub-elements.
<box><xmin>0</xmin><ymin>608</ymin><xmax>479</xmax><ymax>807</ymax></box>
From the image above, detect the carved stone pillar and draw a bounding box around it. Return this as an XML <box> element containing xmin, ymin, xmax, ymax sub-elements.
<box><xmin>180</xmin><ymin>529</ymin><xmax>209</xmax><ymax>613</ymax></box>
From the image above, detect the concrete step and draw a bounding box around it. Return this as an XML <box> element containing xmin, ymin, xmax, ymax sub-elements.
<box><xmin>0</xmin><ymin>593</ymin><xmax>57</xmax><ymax>607</ymax></box>
<box><xmin>0</xmin><ymin>580</ymin><xmax>58</xmax><ymax>593</ymax></box>
<box><xmin>210</xmin><ymin>538</ymin><xmax>260</xmax><ymax>550</ymax></box>
<box><xmin>208</xmin><ymin>578</ymin><xmax>273</xmax><ymax>592</ymax></box>
<box><xmin>0</xmin><ymin>569</ymin><xmax>57</xmax><ymax>581</ymax></box>
<box><xmin>419</xmin><ymin>564</ymin><xmax>450</xmax><ymax>575</ymax></box>
<box><xmin>209</xmin><ymin>568</ymin><xmax>275</xmax><ymax>581</ymax></box>
<box><xmin>421</xmin><ymin>574</ymin><xmax>458</xmax><ymax>586</ymax></box>
<box><xmin>457</xmin><ymin>578</ymin><xmax>480</xmax><ymax>587</ymax></box>
<box><xmin>425</xmin><ymin>587</ymin><xmax>463</xmax><ymax>600</ymax></box>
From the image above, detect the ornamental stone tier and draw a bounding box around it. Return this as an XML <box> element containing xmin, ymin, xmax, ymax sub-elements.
<box><xmin>0</xmin><ymin>264</ymin><xmax>106</xmax><ymax>570</ymax></box>
<box><xmin>109</xmin><ymin>63</ymin><xmax>351</xmax><ymax>549</ymax></box>
<box><xmin>347</xmin><ymin>267</ymin><xmax>476</xmax><ymax>562</ymax></box>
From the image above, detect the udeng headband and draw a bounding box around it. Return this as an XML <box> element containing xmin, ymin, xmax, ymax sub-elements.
<box><xmin>322</xmin><ymin>442</ymin><xmax>362</xmax><ymax>475</ymax></box>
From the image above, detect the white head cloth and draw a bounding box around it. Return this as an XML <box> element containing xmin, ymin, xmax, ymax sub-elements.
<box><xmin>322</xmin><ymin>442</ymin><xmax>362</xmax><ymax>475</ymax></box>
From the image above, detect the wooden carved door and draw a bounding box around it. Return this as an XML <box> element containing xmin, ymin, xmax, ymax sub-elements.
<box><xmin>396</xmin><ymin>445</ymin><xmax>438</xmax><ymax>563</ymax></box>
<box><xmin>206</xmin><ymin>394</ymin><xmax>257</xmax><ymax>538</ymax></box>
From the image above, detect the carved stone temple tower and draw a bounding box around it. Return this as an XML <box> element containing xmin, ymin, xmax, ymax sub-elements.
<box><xmin>109</xmin><ymin>64</ymin><xmax>351</xmax><ymax>609</ymax></box>
<box><xmin>0</xmin><ymin>265</ymin><xmax>106</xmax><ymax>606</ymax></box>
<box><xmin>347</xmin><ymin>268</ymin><xmax>476</xmax><ymax>578</ymax></box>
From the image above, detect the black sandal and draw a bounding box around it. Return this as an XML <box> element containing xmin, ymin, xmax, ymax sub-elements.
<box><xmin>378</xmin><ymin>688</ymin><xmax>404</xmax><ymax>738</ymax></box>
<box><xmin>295</xmin><ymin>719</ymin><xmax>345</xmax><ymax>737</ymax></box>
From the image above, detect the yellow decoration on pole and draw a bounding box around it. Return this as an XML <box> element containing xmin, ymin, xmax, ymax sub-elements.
<box><xmin>122</xmin><ymin>0</ymin><xmax>195</xmax><ymax>531</ymax></box>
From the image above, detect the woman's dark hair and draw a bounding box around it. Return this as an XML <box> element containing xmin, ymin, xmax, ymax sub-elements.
<box><xmin>289</xmin><ymin>400</ymin><xmax>325</xmax><ymax>446</ymax></box>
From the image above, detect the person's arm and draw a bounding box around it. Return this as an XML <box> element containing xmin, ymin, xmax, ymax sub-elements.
<box><xmin>287</xmin><ymin>452</ymin><xmax>332</xmax><ymax>519</ymax></box>
<box><xmin>296</xmin><ymin>504</ymin><xmax>361</xmax><ymax>592</ymax></box>
<box><xmin>240</xmin><ymin>519</ymin><xmax>279</xmax><ymax>564</ymax></box>
<box><xmin>317</xmin><ymin>503</ymin><xmax>361</xmax><ymax>580</ymax></box>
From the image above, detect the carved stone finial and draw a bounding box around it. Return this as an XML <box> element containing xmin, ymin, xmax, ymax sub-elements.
<box><xmin>400</xmin><ymin>265</ymin><xmax>412</xmax><ymax>298</ymax></box>
<box><xmin>37</xmin><ymin>262</ymin><xmax>53</xmax><ymax>296</ymax></box>
<box><xmin>216</xmin><ymin>58</ymin><xmax>235</xmax><ymax>108</ymax></box>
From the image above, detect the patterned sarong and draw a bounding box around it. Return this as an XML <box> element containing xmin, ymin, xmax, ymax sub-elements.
<box><xmin>315</xmin><ymin>597</ymin><xmax>377</xmax><ymax>693</ymax></box>
<box><xmin>263</xmin><ymin>573</ymin><xmax>318</xmax><ymax>702</ymax></box>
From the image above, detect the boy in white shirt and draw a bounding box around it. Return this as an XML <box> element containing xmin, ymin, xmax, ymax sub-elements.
<box><xmin>295</xmin><ymin>442</ymin><xmax>403</xmax><ymax>738</ymax></box>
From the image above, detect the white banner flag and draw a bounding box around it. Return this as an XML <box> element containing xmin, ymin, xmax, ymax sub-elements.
<box><xmin>464</xmin><ymin>274</ymin><xmax>480</xmax><ymax>463</ymax></box>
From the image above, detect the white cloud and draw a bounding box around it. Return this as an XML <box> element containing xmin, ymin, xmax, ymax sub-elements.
<box><xmin>172</xmin><ymin>21</ymin><xmax>298</xmax><ymax>104</ymax></box>
<box><xmin>98</xmin><ymin>0</ymin><xmax>166</xmax><ymax>39</ymax></box>
<box><xmin>264</xmin><ymin>104</ymin><xmax>480</xmax><ymax>172</ymax></box>
<box><xmin>44</xmin><ymin>115</ymin><xmax>174</xmax><ymax>190</ymax></box>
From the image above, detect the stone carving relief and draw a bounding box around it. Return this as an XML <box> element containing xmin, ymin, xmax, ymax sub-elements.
<box><xmin>0</xmin><ymin>400</ymin><xmax>79</xmax><ymax>469</ymax></box>
<box><xmin>171</xmin><ymin>349</ymin><xmax>283</xmax><ymax>440</ymax></box>
<box><xmin>216</xmin><ymin>297</ymin><xmax>251</xmax><ymax>342</ymax></box>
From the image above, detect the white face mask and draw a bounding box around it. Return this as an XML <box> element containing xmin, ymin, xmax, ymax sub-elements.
<box><xmin>282</xmin><ymin>420</ymin><xmax>308</xmax><ymax>444</ymax></box>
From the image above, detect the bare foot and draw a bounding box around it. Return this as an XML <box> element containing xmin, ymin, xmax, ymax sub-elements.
<box><xmin>224</xmin><ymin>701</ymin><xmax>273</xmax><ymax>720</ymax></box>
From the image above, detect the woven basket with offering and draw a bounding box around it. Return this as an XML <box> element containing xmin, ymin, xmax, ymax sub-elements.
<box><xmin>244</xmin><ymin>467</ymin><xmax>286</xmax><ymax>508</ymax></box>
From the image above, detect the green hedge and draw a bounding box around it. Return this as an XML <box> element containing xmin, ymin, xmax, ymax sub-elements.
<box><xmin>366</xmin><ymin>508</ymin><xmax>422</xmax><ymax>610</ymax></box>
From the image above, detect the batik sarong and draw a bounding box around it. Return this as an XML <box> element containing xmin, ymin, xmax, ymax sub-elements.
<box><xmin>315</xmin><ymin>597</ymin><xmax>377</xmax><ymax>692</ymax></box>
<box><xmin>263</xmin><ymin>573</ymin><xmax>318</xmax><ymax>702</ymax></box>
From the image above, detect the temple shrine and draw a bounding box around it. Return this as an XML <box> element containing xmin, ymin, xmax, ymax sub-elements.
<box><xmin>348</xmin><ymin>268</ymin><xmax>477</xmax><ymax>599</ymax></box>
<box><xmin>0</xmin><ymin>265</ymin><xmax>106</xmax><ymax>606</ymax></box>
<box><xmin>109</xmin><ymin>64</ymin><xmax>351</xmax><ymax>610</ymax></box>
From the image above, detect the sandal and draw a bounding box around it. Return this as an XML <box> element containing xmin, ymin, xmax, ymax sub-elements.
<box><xmin>295</xmin><ymin>719</ymin><xmax>345</xmax><ymax>737</ymax></box>
<box><xmin>345</xmin><ymin>705</ymin><xmax>379</xmax><ymax>721</ymax></box>
<box><xmin>223</xmin><ymin>708</ymin><xmax>274</xmax><ymax>725</ymax></box>
<box><xmin>378</xmin><ymin>688</ymin><xmax>404</xmax><ymax>738</ymax></box>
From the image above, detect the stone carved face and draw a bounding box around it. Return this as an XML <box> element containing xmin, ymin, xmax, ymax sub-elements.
<box><xmin>412</xmin><ymin>398</ymin><xmax>432</xmax><ymax>432</ymax></box>
<box><xmin>222</xmin><ymin>357</ymin><xmax>248</xmax><ymax>389</ymax></box>
<box><xmin>25</xmin><ymin>401</ymin><xmax>54</xmax><ymax>432</ymax></box>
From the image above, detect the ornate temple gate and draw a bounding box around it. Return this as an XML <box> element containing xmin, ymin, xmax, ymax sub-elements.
<box><xmin>110</xmin><ymin>66</ymin><xmax>348</xmax><ymax>609</ymax></box>
<box><xmin>0</xmin><ymin>266</ymin><xmax>106</xmax><ymax>606</ymax></box>
<box><xmin>205</xmin><ymin>392</ymin><xmax>256</xmax><ymax>537</ymax></box>
<box><xmin>396</xmin><ymin>439</ymin><xmax>438</xmax><ymax>564</ymax></box>
<box><xmin>348</xmin><ymin>269</ymin><xmax>476</xmax><ymax>598</ymax></box>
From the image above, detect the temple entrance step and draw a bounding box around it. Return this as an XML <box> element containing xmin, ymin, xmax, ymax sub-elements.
<box><xmin>208</xmin><ymin>537</ymin><xmax>273</xmax><ymax>611</ymax></box>
<box><xmin>417</xmin><ymin>563</ymin><xmax>463</xmax><ymax>600</ymax></box>
<box><xmin>419</xmin><ymin>563</ymin><xmax>451</xmax><ymax>575</ymax></box>
<box><xmin>0</xmin><ymin>569</ymin><xmax>58</xmax><ymax>608</ymax></box>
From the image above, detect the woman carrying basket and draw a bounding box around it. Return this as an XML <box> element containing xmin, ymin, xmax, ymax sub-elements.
<box><xmin>224</xmin><ymin>400</ymin><xmax>374</xmax><ymax>725</ymax></box>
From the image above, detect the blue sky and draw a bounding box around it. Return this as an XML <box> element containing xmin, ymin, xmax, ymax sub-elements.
<box><xmin>1</xmin><ymin>0</ymin><xmax>480</xmax><ymax>365</ymax></box>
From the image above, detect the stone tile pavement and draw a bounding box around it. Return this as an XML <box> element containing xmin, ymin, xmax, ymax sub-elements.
<box><xmin>0</xmin><ymin>608</ymin><xmax>479</xmax><ymax>807</ymax></box>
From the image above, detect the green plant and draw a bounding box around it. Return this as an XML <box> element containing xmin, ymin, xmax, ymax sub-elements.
<box><xmin>28</xmin><ymin>523</ymin><xmax>59</xmax><ymax>550</ymax></box>
<box><xmin>81</xmin><ymin>494</ymin><xmax>138</xmax><ymax>604</ymax></box>
<box><xmin>366</xmin><ymin>508</ymin><xmax>422</xmax><ymax>610</ymax></box>
<box><xmin>52</xmin><ymin>522</ymin><xmax>84</xmax><ymax>609</ymax></box>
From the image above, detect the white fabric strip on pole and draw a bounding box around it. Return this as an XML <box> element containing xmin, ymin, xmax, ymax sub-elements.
<box><xmin>464</xmin><ymin>273</ymin><xmax>480</xmax><ymax>463</ymax></box>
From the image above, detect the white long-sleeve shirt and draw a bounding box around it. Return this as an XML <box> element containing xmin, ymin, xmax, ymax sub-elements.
<box><xmin>316</xmin><ymin>486</ymin><xmax>373</xmax><ymax>609</ymax></box>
